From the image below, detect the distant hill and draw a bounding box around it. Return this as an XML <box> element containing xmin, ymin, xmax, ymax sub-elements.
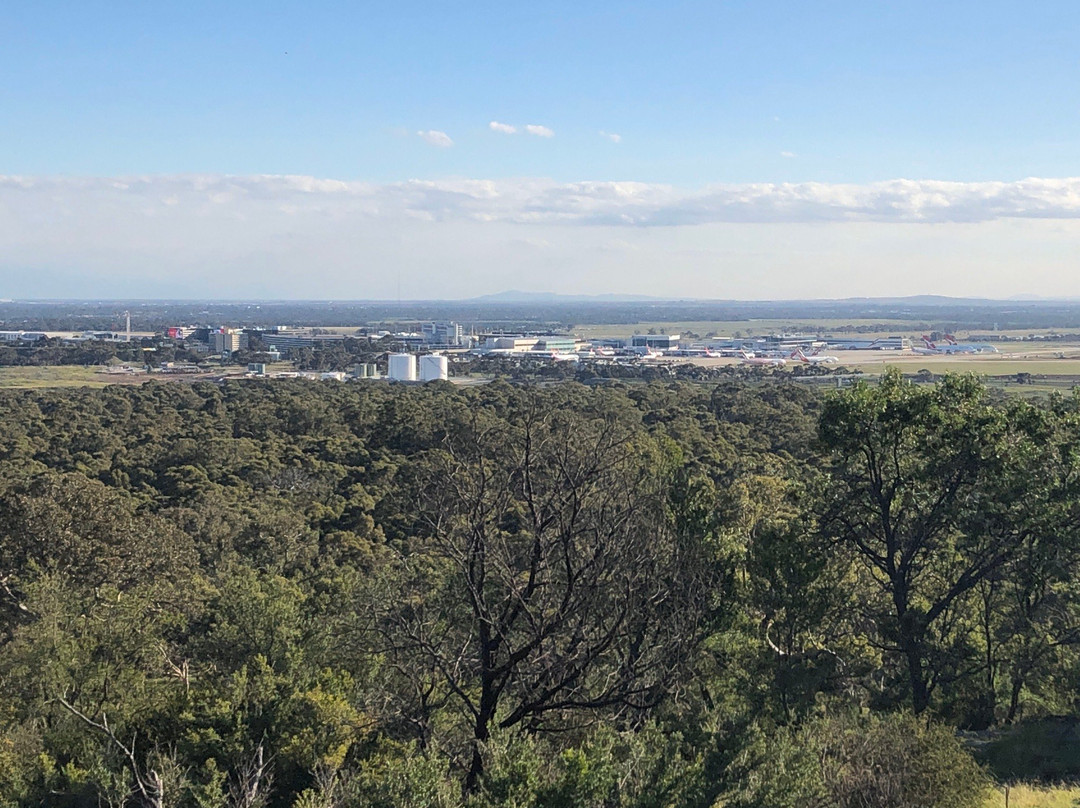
<box><xmin>468</xmin><ymin>290</ymin><xmax>664</xmax><ymax>303</ymax></box>
<box><xmin>467</xmin><ymin>291</ymin><xmax>1080</xmax><ymax>307</ymax></box>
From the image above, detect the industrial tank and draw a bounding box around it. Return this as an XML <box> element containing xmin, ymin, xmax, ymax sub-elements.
<box><xmin>419</xmin><ymin>354</ymin><xmax>449</xmax><ymax>382</ymax></box>
<box><xmin>388</xmin><ymin>353</ymin><xmax>417</xmax><ymax>381</ymax></box>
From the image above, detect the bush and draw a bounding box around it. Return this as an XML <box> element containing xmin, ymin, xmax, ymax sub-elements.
<box><xmin>724</xmin><ymin>712</ymin><xmax>990</xmax><ymax>808</ymax></box>
<box><xmin>979</xmin><ymin>718</ymin><xmax>1080</xmax><ymax>782</ymax></box>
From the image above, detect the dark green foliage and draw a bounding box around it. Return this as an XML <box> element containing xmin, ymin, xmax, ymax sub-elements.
<box><xmin>726</xmin><ymin>712</ymin><xmax>990</xmax><ymax>808</ymax></box>
<box><xmin>979</xmin><ymin>718</ymin><xmax>1080</xmax><ymax>782</ymax></box>
<box><xmin>0</xmin><ymin>375</ymin><xmax>1077</xmax><ymax>806</ymax></box>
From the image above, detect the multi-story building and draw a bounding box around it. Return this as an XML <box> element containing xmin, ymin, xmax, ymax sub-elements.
<box><xmin>630</xmin><ymin>333</ymin><xmax>681</xmax><ymax>350</ymax></box>
<box><xmin>212</xmin><ymin>329</ymin><xmax>244</xmax><ymax>354</ymax></box>
<box><xmin>534</xmin><ymin>337</ymin><xmax>578</xmax><ymax>352</ymax></box>
<box><xmin>422</xmin><ymin>321</ymin><xmax>465</xmax><ymax>346</ymax></box>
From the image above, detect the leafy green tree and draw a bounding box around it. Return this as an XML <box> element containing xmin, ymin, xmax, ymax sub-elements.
<box><xmin>817</xmin><ymin>370</ymin><xmax>1072</xmax><ymax>714</ymax></box>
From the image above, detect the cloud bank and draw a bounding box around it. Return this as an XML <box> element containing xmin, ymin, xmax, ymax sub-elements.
<box><xmin>4</xmin><ymin>174</ymin><xmax>1078</xmax><ymax>227</ymax></box>
<box><xmin>3</xmin><ymin>174</ymin><xmax>1080</xmax><ymax>299</ymax></box>
<box><xmin>489</xmin><ymin>121</ymin><xmax>517</xmax><ymax>134</ymax></box>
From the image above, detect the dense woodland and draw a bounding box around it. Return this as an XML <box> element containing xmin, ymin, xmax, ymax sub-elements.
<box><xmin>1</xmin><ymin>373</ymin><xmax>1079</xmax><ymax>807</ymax></box>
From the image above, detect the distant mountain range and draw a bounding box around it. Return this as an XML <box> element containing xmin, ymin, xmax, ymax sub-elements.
<box><xmin>468</xmin><ymin>290</ymin><xmax>664</xmax><ymax>303</ymax></box>
<box><xmin>466</xmin><ymin>291</ymin><xmax>1080</xmax><ymax>306</ymax></box>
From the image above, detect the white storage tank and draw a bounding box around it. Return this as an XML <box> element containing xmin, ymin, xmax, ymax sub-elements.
<box><xmin>419</xmin><ymin>354</ymin><xmax>449</xmax><ymax>382</ymax></box>
<box><xmin>388</xmin><ymin>353</ymin><xmax>417</xmax><ymax>381</ymax></box>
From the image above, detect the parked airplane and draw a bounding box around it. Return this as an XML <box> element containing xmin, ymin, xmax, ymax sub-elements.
<box><xmin>546</xmin><ymin>351</ymin><xmax>580</xmax><ymax>362</ymax></box>
<box><xmin>740</xmin><ymin>351</ymin><xmax>786</xmax><ymax>367</ymax></box>
<box><xmin>911</xmin><ymin>335</ymin><xmax>978</xmax><ymax>355</ymax></box>
<box><xmin>668</xmin><ymin>346</ymin><xmax>718</xmax><ymax>357</ymax></box>
<box><xmin>911</xmin><ymin>336</ymin><xmax>941</xmax><ymax>355</ymax></box>
<box><xmin>790</xmin><ymin>348</ymin><xmax>839</xmax><ymax>365</ymax></box>
<box><xmin>943</xmin><ymin>334</ymin><xmax>999</xmax><ymax>353</ymax></box>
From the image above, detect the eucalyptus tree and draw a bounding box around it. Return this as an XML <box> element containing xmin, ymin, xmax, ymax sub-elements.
<box><xmin>367</xmin><ymin>388</ymin><xmax>725</xmax><ymax>792</ymax></box>
<box><xmin>817</xmin><ymin>370</ymin><xmax>1078</xmax><ymax>715</ymax></box>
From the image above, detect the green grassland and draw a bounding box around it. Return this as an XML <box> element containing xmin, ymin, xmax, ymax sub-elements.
<box><xmin>572</xmin><ymin>320</ymin><xmax>1080</xmax><ymax>345</ymax></box>
<box><xmin>570</xmin><ymin>318</ymin><xmax>919</xmax><ymax>339</ymax></box>
<box><xmin>983</xmin><ymin>784</ymin><xmax>1080</xmax><ymax>807</ymax></box>
<box><xmin>867</xmin><ymin>359</ymin><xmax>1080</xmax><ymax>376</ymax></box>
<box><xmin>0</xmin><ymin>366</ymin><xmax>120</xmax><ymax>389</ymax></box>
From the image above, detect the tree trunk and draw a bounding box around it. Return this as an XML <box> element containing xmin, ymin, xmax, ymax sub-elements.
<box><xmin>1006</xmin><ymin>673</ymin><xmax>1024</xmax><ymax>724</ymax></box>
<box><xmin>902</xmin><ymin>637</ymin><xmax>930</xmax><ymax>714</ymax></box>
<box><xmin>464</xmin><ymin>699</ymin><xmax>494</xmax><ymax>794</ymax></box>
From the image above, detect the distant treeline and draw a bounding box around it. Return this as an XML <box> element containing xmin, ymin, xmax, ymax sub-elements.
<box><xmin>0</xmin><ymin>337</ymin><xmax>396</xmax><ymax>369</ymax></box>
<box><xmin>0</xmin><ymin>339</ymin><xmax>200</xmax><ymax>367</ymax></box>
<box><xmin>6</xmin><ymin>297</ymin><xmax>1080</xmax><ymax>333</ymax></box>
<box><xmin>1</xmin><ymin>375</ymin><xmax>1079</xmax><ymax>807</ymax></box>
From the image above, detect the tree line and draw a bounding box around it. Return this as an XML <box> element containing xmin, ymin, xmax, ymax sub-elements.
<box><xmin>0</xmin><ymin>372</ymin><xmax>1078</xmax><ymax>807</ymax></box>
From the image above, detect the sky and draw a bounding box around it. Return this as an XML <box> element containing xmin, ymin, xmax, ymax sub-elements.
<box><xmin>3</xmin><ymin>0</ymin><xmax>1080</xmax><ymax>299</ymax></box>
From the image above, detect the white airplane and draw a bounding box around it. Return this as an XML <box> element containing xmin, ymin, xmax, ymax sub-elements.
<box><xmin>667</xmin><ymin>346</ymin><xmax>718</xmax><ymax>357</ymax></box>
<box><xmin>912</xmin><ymin>335</ymin><xmax>976</xmax><ymax>355</ymax></box>
<box><xmin>790</xmin><ymin>347</ymin><xmax>839</xmax><ymax>365</ymax></box>
<box><xmin>529</xmin><ymin>350</ymin><xmax>580</xmax><ymax>362</ymax></box>
<box><xmin>943</xmin><ymin>334</ymin><xmax>999</xmax><ymax>353</ymax></box>
<box><xmin>911</xmin><ymin>336</ymin><xmax>947</xmax><ymax>356</ymax></box>
<box><xmin>739</xmin><ymin>350</ymin><xmax>786</xmax><ymax>367</ymax></box>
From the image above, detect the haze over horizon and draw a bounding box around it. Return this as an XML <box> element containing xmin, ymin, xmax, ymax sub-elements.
<box><xmin>4</xmin><ymin>1</ymin><xmax>1080</xmax><ymax>299</ymax></box>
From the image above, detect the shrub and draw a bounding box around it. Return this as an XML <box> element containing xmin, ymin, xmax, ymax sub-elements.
<box><xmin>979</xmin><ymin>718</ymin><xmax>1080</xmax><ymax>783</ymax></box>
<box><xmin>724</xmin><ymin>712</ymin><xmax>990</xmax><ymax>808</ymax></box>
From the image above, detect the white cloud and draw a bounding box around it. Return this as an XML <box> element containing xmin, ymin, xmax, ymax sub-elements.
<box><xmin>600</xmin><ymin>131</ymin><xmax>622</xmax><ymax>143</ymax></box>
<box><xmin>417</xmin><ymin>130</ymin><xmax>453</xmax><ymax>148</ymax></box>
<box><xmin>5</xmin><ymin>174</ymin><xmax>1080</xmax><ymax>230</ymax></box>
<box><xmin>489</xmin><ymin>121</ymin><xmax>517</xmax><ymax>134</ymax></box>
<box><xmin>780</xmin><ymin>151</ymin><xmax>796</xmax><ymax>158</ymax></box>
<box><xmin>4</xmin><ymin>174</ymin><xmax>1080</xmax><ymax>299</ymax></box>
<box><xmin>524</xmin><ymin>124</ymin><xmax>554</xmax><ymax>138</ymax></box>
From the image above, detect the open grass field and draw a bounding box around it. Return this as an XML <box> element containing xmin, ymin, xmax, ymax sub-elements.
<box><xmin>857</xmin><ymin>358</ymin><xmax>1080</xmax><ymax>376</ymax></box>
<box><xmin>983</xmin><ymin>784</ymin><xmax>1080</xmax><ymax>807</ymax></box>
<box><xmin>659</xmin><ymin>352</ymin><xmax>1080</xmax><ymax>377</ymax></box>
<box><xmin>570</xmin><ymin>319</ymin><xmax>922</xmax><ymax>340</ymax></box>
<box><xmin>572</xmin><ymin>320</ymin><xmax>1080</xmax><ymax>343</ymax></box>
<box><xmin>0</xmin><ymin>366</ymin><xmax>119</xmax><ymax>389</ymax></box>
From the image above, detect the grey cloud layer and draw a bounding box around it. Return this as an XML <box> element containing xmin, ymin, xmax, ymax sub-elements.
<box><xmin>4</xmin><ymin>175</ymin><xmax>1080</xmax><ymax>225</ymax></box>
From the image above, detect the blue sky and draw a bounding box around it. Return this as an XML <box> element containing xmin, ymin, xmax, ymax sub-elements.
<box><xmin>3</xmin><ymin>1</ymin><xmax>1080</xmax><ymax>298</ymax></box>
<box><xmin>6</xmin><ymin>0</ymin><xmax>1080</xmax><ymax>184</ymax></box>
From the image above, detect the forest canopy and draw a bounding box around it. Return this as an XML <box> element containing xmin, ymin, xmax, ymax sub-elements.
<box><xmin>0</xmin><ymin>372</ymin><xmax>1078</xmax><ymax>807</ymax></box>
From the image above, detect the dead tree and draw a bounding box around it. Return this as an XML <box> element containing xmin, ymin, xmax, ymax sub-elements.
<box><xmin>228</xmin><ymin>744</ymin><xmax>274</xmax><ymax>808</ymax></box>
<box><xmin>371</xmin><ymin>399</ymin><xmax>720</xmax><ymax>792</ymax></box>
<box><xmin>55</xmin><ymin>697</ymin><xmax>166</xmax><ymax>808</ymax></box>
